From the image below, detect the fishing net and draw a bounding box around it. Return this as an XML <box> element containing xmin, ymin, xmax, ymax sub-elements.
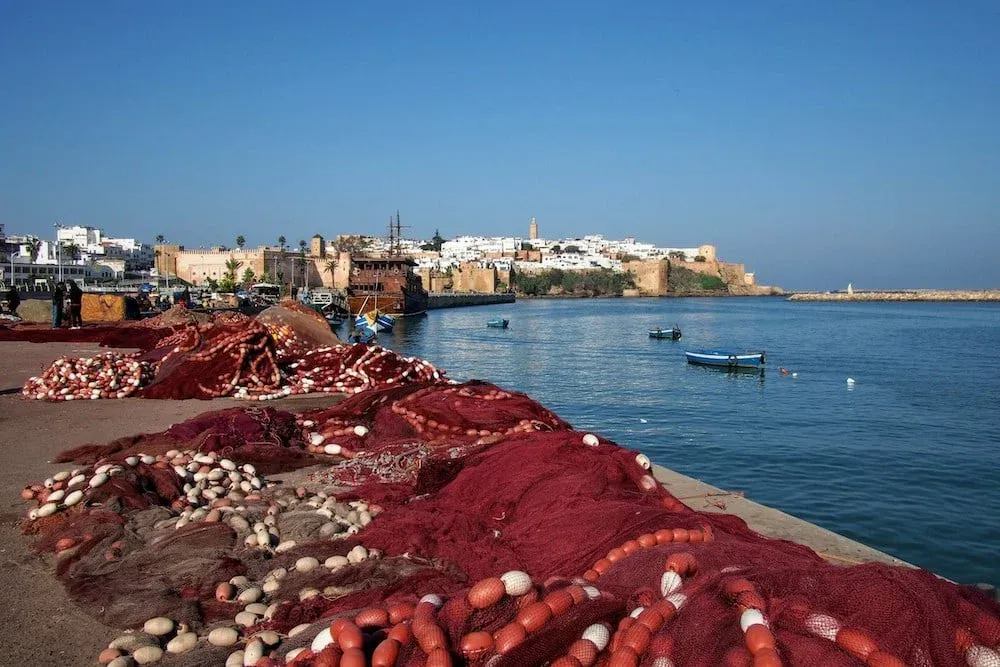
<box><xmin>138</xmin><ymin>320</ymin><xmax>282</xmax><ymax>399</ymax></box>
<box><xmin>55</xmin><ymin>406</ymin><xmax>318</xmax><ymax>474</ymax></box>
<box><xmin>137</xmin><ymin>304</ymin><xmax>213</xmax><ymax>328</ymax></box>
<box><xmin>17</xmin><ymin>380</ymin><xmax>1000</xmax><ymax>667</ymax></box>
<box><xmin>20</xmin><ymin>305</ymin><xmax>442</xmax><ymax>401</ymax></box>
<box><xmin>257</xmin><ymin>301</ymin><xmax>342</xmax><ymax>362</ymax></box>
<box><xmin>0</xmin><ymin>323</ymin><xmax>176</xmax><ymax>350</ymax></box>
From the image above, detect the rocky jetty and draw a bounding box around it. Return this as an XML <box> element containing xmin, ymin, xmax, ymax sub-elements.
<box><xmin>788</xmin><ymin>290</ymin><xmax>1000</xmax><ymax>302</ymax></box>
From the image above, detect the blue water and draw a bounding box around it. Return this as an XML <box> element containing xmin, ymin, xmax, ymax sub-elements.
<box><xmin>349</xmin><ymin>298</ymin><xmax>1000</xmax><ymax>585</ymax></box>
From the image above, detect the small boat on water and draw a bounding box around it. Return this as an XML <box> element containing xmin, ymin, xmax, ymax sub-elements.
<box><xmin>487</xmin><ymin>318</ymin><xmax>510</xmax><ymax>329</ymax></box>
<box><xmin>347</xmin><ymin>326</ymin><xmax>378</xmax><ymax>344</ymax></box>
<box><xmin>355</xmin><ymin>309</ymin><xmax>395</xmax><ymax>333</ymax></box>
<box><xmin>649</xmin><ymin>326</ymin><xmax>682</xmax><ymax>340</ymax></box>
<box><xmin>685</xmin><ymin>350</ymin><xmax>766</xmax><ymax>370</ymax></box>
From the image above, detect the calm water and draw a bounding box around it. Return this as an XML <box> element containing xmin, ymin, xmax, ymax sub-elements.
<box><xmin>349</xmin><ymin>298</ymin><xmax>1000</xmax><ymax>585</ymax></box>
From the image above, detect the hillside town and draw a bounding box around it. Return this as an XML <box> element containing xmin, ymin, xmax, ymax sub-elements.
<box><xmin>0</xmin><ymin>217</ymin><xmax>775</xmax><ymax>298</ymax></box>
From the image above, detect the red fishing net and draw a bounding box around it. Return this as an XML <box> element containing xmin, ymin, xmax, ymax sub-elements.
<box><xmin>18</xmin><ymin>380</ymin><xmax>1000</xmax><ymax>667</ymax></box>
<box><xmin>257</xmin><ymin>301</ymin><xmax>342</xmax><ymax>362</ymax></box>
<box><xmin>19</xmin><ymin>305</ymin><xmax>444</xmax><ymax>401</ymax></box>
<box><xmin>0</xmin><ymin>323</ymin><xmax>176</xmax><ymax>350</ymax></box>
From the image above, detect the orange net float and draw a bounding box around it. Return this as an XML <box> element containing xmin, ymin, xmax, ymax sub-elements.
<box><xmin>583</xmin><ymin>527</ymin><xmax>713</xmax><ymax>583</ymax></box>
<box><xmin>719</xmin><ymin>576</ymin><xmax>784</xmax><ymax>667</ymax></box>
<box><xmin>789</xmin><ymin>603</ymin><xmax>911</xmax><ymax>667</ymax></box>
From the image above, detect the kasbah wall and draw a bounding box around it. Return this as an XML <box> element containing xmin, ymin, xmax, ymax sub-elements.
<box><xmin>623</xmin><ymin>260</ymin><xmax>669</xmax><ymax>296</ymax></box>
<box><xmin>623</xmin><ymin>245</ymin><xmax>767</xmax><ymax>296</ymax></box>
<box><xmin>451</xmin><ymin>264</ymin><xmax>498</xmax><ymax>293</ymax></box>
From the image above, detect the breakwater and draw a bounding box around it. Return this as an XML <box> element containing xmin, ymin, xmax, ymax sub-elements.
<box><xmin>788</xmin><ymin>290</ymin><xmax>1000</xmax><ymax>302</ymax></box>
<box><xmin>426</xmin><ymin>292</ymin><xmax>515</xmax><ymax>309</ymax></box>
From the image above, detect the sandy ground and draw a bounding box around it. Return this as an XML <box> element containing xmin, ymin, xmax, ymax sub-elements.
<box><xmin>0</xmin><ymin>341</ymin><xmax>343</xmax><ymax>667</ymax></box>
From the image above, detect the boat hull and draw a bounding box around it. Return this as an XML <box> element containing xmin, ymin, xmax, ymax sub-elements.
<box><xmin>649</xmin><ymin>328</ymin><xmax>682</xmax><ymax>340</ymax></box>
<box><xmin>355</xmin><ymin>311</ymin><xmax>396</xmax><ymax>333</ymax></box>
<box><xmin>487</xmin><ymin>319</ymin><xmax>509</xmax><ymax>329</ymax></box>
<box><xmin>685</xmin><ymin>351</ymin><xmax>765</xmax><ymax>369</ymax></box>
<box><xmin>346</xmin><ymin>289</ymin><xmax>428</xmax><ymax>318</ymax></box>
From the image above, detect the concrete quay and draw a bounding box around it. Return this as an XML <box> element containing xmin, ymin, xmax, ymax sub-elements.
<box><xmin>427</xmin><ymin>292</ymin><xmax>515</xmax><ymax>309</ymax></box>
<box><xmin>788</xmin><ymin>290</ymin><xmax>1000</xmax><ymax>302</ymax></box>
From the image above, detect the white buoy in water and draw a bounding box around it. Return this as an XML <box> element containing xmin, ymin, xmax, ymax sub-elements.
<box><xmin>792</xmin><ymin>372</ymin><xmax>798</xmax><ymax>378</ymax></box>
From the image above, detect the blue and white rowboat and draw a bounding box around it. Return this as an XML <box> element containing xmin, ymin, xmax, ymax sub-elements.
<box><xmin>355</xmin><ymin>310</ymin><xmax>395</xmax><ymax>333</ymax></box>
<box><xmin>685</xmin><ymin>350</ymin><xmax>766</xmax><ymax>370</ymax></box>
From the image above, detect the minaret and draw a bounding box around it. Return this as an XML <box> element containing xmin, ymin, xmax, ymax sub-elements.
<box><xmin>529</xmin><ymin>217</ymin><xmax>538</xmax><ymax>240</ymax></box>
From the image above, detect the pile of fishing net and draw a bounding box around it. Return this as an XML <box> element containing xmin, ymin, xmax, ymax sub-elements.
<box><xmin>257</xmin><ymin>301</ymin><xmax>342</xmax><ymax>363</ymax></box>
<box><xmin>19</xmin><ymin>304</ymin><xmax>444</xmax><ymax>401</ymax></box>
<box><xmin>137</xmin><ymin>304</ymin><xmax>214</xmax><ymax>328</ymax></box>
<box><xmin>21</xmin><ymin>352</ymin><xmax>156</xmax><ymax>400</ymax></box>
<box><xmin>18</xmin><ymin>380</ymin><xmax>1000</xmax><ymax>666</ymax></box>
<box><xmin>0</xmin><ymin>322</ymin><xmax>177</xmax><ymax>350</ymax></box>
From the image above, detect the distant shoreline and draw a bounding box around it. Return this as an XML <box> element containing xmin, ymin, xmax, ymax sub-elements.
<box><xmin>787</xmin><ymin>290</ymin><xmax>1000</xmax><ymax>302</ymax></box>
<box><xmin>514</xmin><ymin>291</ymin><xmax>779</xmax><ymax>299</ymax></box>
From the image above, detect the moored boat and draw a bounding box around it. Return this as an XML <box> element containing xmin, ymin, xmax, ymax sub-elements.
<box><xmin>355</xmin><ymin>309</ymin><xmax>395</xmax><ymax>333</ymax></box>
<box><xmin>649</xmin><ymin>326</ymin><xmax>682</xmax><ymax>340</ymax></box>
<box><xmin>685</xmin><ymin>350</ymin><xmax>766</xmax><ymax>370</ymax></box>
<box><xmin>487</xmin><ymin>318</ymin><xmax>510</xmax><ymax>329</ymax></box>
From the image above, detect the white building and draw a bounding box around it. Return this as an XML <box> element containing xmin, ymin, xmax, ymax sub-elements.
<box><xmin>56</xmin><ymin>225</ymin><xmax>153</xmax><ymax>270</ymax></box>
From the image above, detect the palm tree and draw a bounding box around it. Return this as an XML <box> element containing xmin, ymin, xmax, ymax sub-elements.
<box><xmin>236</xmin><ymin>235</ymin><xmax>246</xmax><ymax>249</ymax></box>
<box><xmin>298</xmin><ymin>239</ymin><xmax>307</xmax><ymax>256</ymax></box>
<box><xmin>277</xmin><ymin>235</ymin><xmax>286</xmax><ymax>251</ymax></box>
<box><xmin>155</xmin><ymin>234</ymin><xmax>165</xmax><ymax>245</ymax></box>
<box><xmin>27</xmin><ymin>238</ymin><xmax>41</xmax><ymax>263</ymax></box>
<box><xmin>64</xmin><ymin>243</ymin><xmax>81</xmax><ymax>261</ymax></box>
<box><xmin>224</xmin><ymin>257</ymin><xmax>243</xmax><ymax>281</ymax></box>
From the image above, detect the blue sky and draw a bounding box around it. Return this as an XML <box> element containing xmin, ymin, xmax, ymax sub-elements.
<box><xmin>1</xmin><ymin>1</ymin><xmax>998</xmax><ymax>290</ymax></box>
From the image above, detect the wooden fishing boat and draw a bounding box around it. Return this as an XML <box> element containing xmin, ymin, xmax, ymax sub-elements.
<box><xmin>487</xmin><ymin>318</ymin><xmax>509</xmax><ymax>329</ymax></box>
<box><xmin>649</xmin><ymin>326</ymin><xmax>682</xmax><ymax>340</ymax></box>
<box><xmin>355</xmin><ymin>309</ymin><xmax>395</xmax><ymax>333</ymax></box>
<box><xmin>685</xmin><ymin>350</ymin><xmax>766</xmax><ymax>370</ymax></box>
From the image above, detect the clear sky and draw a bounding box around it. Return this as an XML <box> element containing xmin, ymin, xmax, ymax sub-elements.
<box><xmin>2</xmin><ymin>1</ymin><xmax>998</xmax><ymax>290</ymax></box>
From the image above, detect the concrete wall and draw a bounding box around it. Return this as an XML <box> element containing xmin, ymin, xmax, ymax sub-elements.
<box><xmin>622</xmin><ymin>259</ymin><xmax>669</xmax><ymax>296</ymax></box>
<box><xmin>427</xmin><ymin>293</ymin><xmax>515</xmax><ymax>309</ymax></box>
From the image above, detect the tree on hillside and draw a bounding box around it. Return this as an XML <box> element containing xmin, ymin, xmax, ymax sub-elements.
<box><xmin>668</xmin><ymin>251</ymin><xmax>687</xmax><ymax>261</ymax></box>
<box><xmin>333</xmin><ymin>235</ymin><xmax>370</xmax><ymax>255</ymax></box>
<box><xmin>155</xmin><ymin>234</ymin><xmax>165</xmax><ymax>245</ymax></box>
<box><xmin>694</xmin><ymin>255</ymin><xmax>707</xmax><ymax>262</ymax></box>
<box><xmin>242</xmin><ymin>267</ymin><xmax>255</xmax><ymax>285</ymax></box>
<box><xmin>236</xmin><ymin>235</ymin><xmax>246</xmax><ymax>249</ymax></box>
<box><xmin>564</xmin><ymin>245</ymin><xmax>581</xmax><ymax>254</ymax></box>
<box><xmin>277</xmin><ymin>236</ymin><xmax>286</xmax><ymax>251</ymax></box>
<box><xmin>521</xmin><ymin>242</ymin><xmax>534</xmax><ymax>251</ymax></box>
<box><xmin>551</xmin><ymin>245</ymin><xmax>562</xmax><ymax>254</ymax></box>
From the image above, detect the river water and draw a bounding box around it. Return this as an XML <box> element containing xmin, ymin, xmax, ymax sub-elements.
<box><xmin>354</xmin><ymin>297</ymin><xmax>1000</xmax><ymax>585</ymax></box>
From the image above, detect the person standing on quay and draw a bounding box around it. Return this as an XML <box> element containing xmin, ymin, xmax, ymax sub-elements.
<box><xmin>51</xmin><ymin>282</ymin><xmax>65</xmax><ymax>328</ymax></box>
<box><xmin>67</xmin><ymin>279</ymin><xmax>83</xmax><ymax>328</ymax></box>
<box><xmin>4</xmin><ymin>285</ymin><xmax>20</xmax><ymax>316</ymax></box>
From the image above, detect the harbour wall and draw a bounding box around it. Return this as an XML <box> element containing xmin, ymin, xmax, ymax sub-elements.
<box><xmin>788</xmin><ymin>290</ymin><xmax>1000</xmax><ymax>302</ymax></box>
<box><xmin>427</xmin><ymin>292</ymin><xmax>516</xmax><ymax>310</ymax></box>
